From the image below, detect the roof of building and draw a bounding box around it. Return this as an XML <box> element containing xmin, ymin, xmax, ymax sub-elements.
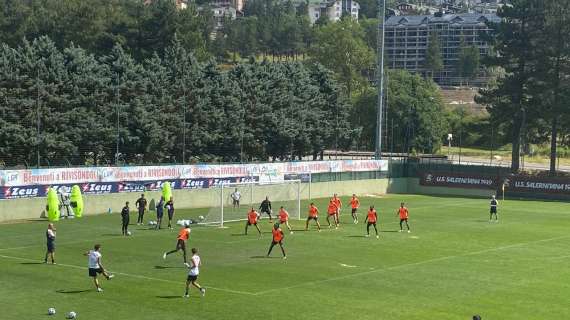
<box><xmin>385</xmin><ymin>13</ymin><xmax>500</xmax><ymax>27</ymax></box>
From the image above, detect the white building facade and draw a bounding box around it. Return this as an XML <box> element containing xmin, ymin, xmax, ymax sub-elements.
<box><xmin>308</xmin><ymin>0</ymin><xmax>360</xmax><ymax>25</ymax></box>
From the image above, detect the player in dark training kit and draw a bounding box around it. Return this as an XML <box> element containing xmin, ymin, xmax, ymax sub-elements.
<box><xmin>489</xmin><ymin>195</ymin><xmax>499</xmax><ymax>222</ymax></box>
<box><xmin>121</xmin><ymin>202</ymin><xmax>130</xmax><ymax>236</ymax></box>
<box><xmin>259</xmin><ymin>196</ymin><xmax>273</xmax><ymax>221</ymax></box>
<box><xmin>135</xmin><ymin>194</ymin><xmax>147</xmax><ymax>225</ymax></box>
<box><xmin>165</xmin><ymin>197</ymin><xmax>175</xmax><ymax>229</ymax></box>
<box><xmin>44</xmin><ymin>223</ymin><xmax>56</xmax><ymax>264</ymax></box>
<box><xmin>156</xmin><ymin>196</ymin><xmax>165</xmax><ymax>229</ymax></box>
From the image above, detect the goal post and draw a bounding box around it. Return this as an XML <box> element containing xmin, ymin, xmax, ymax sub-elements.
<box><xmin>202</xmin><ymin>180</ymin><xmax>302</xmax><ymax>227</ymax></box>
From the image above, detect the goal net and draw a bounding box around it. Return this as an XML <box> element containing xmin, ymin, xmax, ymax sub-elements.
<box><xmin>202</xmin><ymin>180</ymin><xmax>302</xmax><ymax>227</ymax></box>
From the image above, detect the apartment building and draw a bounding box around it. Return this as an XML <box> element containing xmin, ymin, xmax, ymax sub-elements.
<box><xmin>384</xmin><ymin>13</ymin><xmax>500</xmax><ymax>85</ymax></box>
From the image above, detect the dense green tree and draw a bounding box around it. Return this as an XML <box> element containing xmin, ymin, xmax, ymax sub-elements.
<box><xmin>457</xmin><ymin>41</ymin><xmax>481</xmax><ymax>85</ymax></box>
<box><xmin>536</xmin><ymin>0</ymin><xmax>570</xmax><ymax>174</ymax></box>
<box><xmin>353</xmin><ymin>70</ymin><xmax>446</xmax><ymax>153</ymax></box>
<box><xmin>310</xmin><ymin>17</ymin><xmax>375</xmax><ymax>98</ymax></box>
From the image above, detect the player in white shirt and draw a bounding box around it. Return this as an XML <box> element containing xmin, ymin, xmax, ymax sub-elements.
<box><xmin>231</xmin><ymin>188</ymin><xmax>241</xmax><ymax>209</ymax></box>
<box><xmin>184</xmin><ymin>248</ymin><xmax>206</xmax><ymax>298</ymax></box>
<box><xmin>83</xmin><ymin>244</ymin><xmax>114</xmax><ymax>292</ymax></box>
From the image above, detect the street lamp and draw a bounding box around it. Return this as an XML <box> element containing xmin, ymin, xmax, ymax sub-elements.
<box><xmin>375</xmin><ymin>0</ymin><xmax>386</xmax><ymax>159</ymax></box>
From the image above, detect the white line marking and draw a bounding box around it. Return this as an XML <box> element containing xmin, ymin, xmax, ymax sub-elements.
<box><xmin>339</xmin><ymin>263</ymin><xmax>357</xmax><ymax>268</ymax></box>
<box><xmin>253</xmin><ymin>234</ymin><xmax>570</xmax><ymax>296</ymax></box>
<box><xmin>0</xmin><ymin>253</ymin><xmax>256</xmax><ymax>296</ymax></box>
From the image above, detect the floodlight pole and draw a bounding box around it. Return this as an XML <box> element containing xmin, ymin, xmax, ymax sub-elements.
<box><xmin>375</xmin><ymin>0</ymin><xmax>387</xmax><ymax>159</ymax></box>
<box><xmin>36</xmin><ymin>69</ymin><xmax>41</xmax><ymax>168</ymax></box>
<box><xmin>115</xmin><ymin>74</ymin><xmax>121</xmax><ymax>165</ymax></box>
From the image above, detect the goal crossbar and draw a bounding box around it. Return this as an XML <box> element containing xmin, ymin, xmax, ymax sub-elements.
<box><xmin>213</xmin><ymin>180</ymin><xmax>302</xmax><ymax>228</ymax></box>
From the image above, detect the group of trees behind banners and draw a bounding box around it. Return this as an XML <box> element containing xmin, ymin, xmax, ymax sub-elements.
<box><xmin>0</xmin><ymin>36</ymin><xmax>360</xmax><ymax>167</ymax></box>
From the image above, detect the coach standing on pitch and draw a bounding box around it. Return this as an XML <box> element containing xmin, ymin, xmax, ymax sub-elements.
<box><xmin>43</xmin><ymin>223</ymin><xmax>56</xmax><ymax>264</ymax></box>
<box><xmin>135</xmin><ymin>194</ymin><xmax>147</xmax><ymax>225</ymax></box>
<box><xmin>121</xmin><ymin>202</ymin><xmax>130</xmax><ymax>236</ymax></box>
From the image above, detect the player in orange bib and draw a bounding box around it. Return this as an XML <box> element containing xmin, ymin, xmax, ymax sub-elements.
<box><xmin>305</xmin><ymin>202</ymin><xmax>321</xmax><ymax>231</ymax></box>
<box><xmin>365</xmin><ymin>205</ymin><xmax>379</xmax><ymax>238</ymax></box>
<box><xmin>349</xmin><ymin>194</ymin><xmax>360</xmax><ymax>224</ymax></box>
<box><xmin>278</xmin><ymin>206</ymin><xmax>293</xmax><ymax>234</ymax></box>
<box><xmin>397</xmin><ymin>202</ymin><xmax>411</xmax><ymax>233</ymax></box>
<box><xmin>163</xmin><ymin>223</ymin><xmax>191</xmax><ymax>266</ymax></box>
<box><xmin>245</xmin><ymin>207</ymin><xmax>262</xmax><ymax>237</ymax></box>
<box><xmin>331</xmin><ymin>194</ymin><xmax>342</xmax><ymax>220</ymax></box>
<box><xmin>326</xmin><ymin>200</ymin><xmax>339</xmax><ymax>229</ymax></box>
<box><xmin>267</xmin><ymin>223</ymin><xmax>286</xmax><ymax>259</ymax></box>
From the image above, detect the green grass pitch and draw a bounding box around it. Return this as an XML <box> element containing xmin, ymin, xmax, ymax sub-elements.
<box><xmin>1</xmin><ymin>194</ymin><xmax>570</xmax><ymax>320</ymax></box>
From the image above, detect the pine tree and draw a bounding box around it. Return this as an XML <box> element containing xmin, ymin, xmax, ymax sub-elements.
<box><xmin>425</xmin><ymin>32</ymin><xmax>443</xmax><ymax>79</ymax></box>
<box><xmin>476</xmin><ymin>0</ymin><xmax>544</xmax><ymax>173</ymax></box>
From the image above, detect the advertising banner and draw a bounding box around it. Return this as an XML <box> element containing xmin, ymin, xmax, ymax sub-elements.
<box><xmin>419</xmin><ymin>172</ymin><xmax>500</xmax><ymax>189</ymax></box>
<box><xmin>0</xmin><ymin>160</ymin><xmax>387</xmax><ymax>200</ymax></box>
<box><xmin>503</xmin><ymin>175</ymin><xmax>570</xmax><ymax>195</ymax></box>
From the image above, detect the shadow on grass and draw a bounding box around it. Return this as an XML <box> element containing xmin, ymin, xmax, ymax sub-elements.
<box><xmin>156</xmin><ymin>295</ymin><xmax>182</xmax><ymax>299</ymax></box>
<box><xmin>154</xmin><ymin>265</ymin><xmax>184</xmax><ymax>270</ymax></box>
<box><xmin>20</xmin><ymin>262</ymin><xmax>44</xmax><ymax>265</ymax></box>
<box><xmin>346</xmin><ymin>235</ymin><xmax>366</xmax><ymax>238</ymax></box>
<box><xmin>100</xmin><ymin>234</ymin><xmax>122</xmax><ymax>237</ymax></box>
<box><xmin>381</xmin><ymin>230</ymin><xmax>400</xmax><ymax>233</ymax></box>
<box><xmin>56</xmin><ymin>289</ymin><xmax>91</xmax><ymax>294</ymax></box>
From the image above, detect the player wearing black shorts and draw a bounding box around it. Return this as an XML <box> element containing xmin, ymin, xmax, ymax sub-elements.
<box><xmin>267</xmin><ymin>223</ymin><xmax>286</xmax><ymax>259</ymax></box>
<box><xmin>156</xmin><ymin>196</ymin><xmax>165</xmax><ymax>229</ymax></box>
<box><xmin>259</xmin><ymin>196</ymin><xmax>273</xmax><ymax>221</ymax></box>
<box><xmin>165</xmin><ymin>197</ymin><xmax>175</xmax><ymax>229</ymax></box>
<box><xmin>365</xmin><ymin>205</ymin><xmax>379</xmax><ymax>239</ymax></box>
<box><xmin>184</xmin><ymin>248</ymin><xmax>206</xmax><ymax>298</ymax></box>
<box><xmin>84</xmin><ymin>244</ymin><xmax>114</xmax><ymax>292</ymax></box>
<box><xmin>245</xmin><ymin>208</ymin><xmax>262</xmax><ymax>237</ymax></box>
<box><xmin>489</xmin><ymin>195</ymin><xmax>498</xmax><ymax>222</ymax></box>
<box><xmin>231</xmin><ymin>188</ymin><xmax>241</xmax><ymax>209</ymax></box>
<box><xmin>44</xmin><ymin>223</ymin><xmax>56</xmax><ymax>264</ymax></box>
<box><xmin>163</xmin><ymin>224</ymin><xmax>191</xmax><ymax>266</ymax></box>
<box><xmin>121</xmin><ymin>202</ymin><xmax>130</xmax><ymax>236</ymax></box>
<box><xmin>305</xmin><ymin>203</ymin><xmax>321</xmax><ymax>231</ymax></box>
<box><xmin>135</xmin><ymin>194</ymin><xmax>147</xmax><ymax>225</ymax></box>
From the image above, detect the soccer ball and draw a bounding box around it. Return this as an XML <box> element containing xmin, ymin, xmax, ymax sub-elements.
<box><xmin>198</xmin><ymin>215</ymin><xmax>205</xmax><ymax>221</ymax></box>
<box><xmin>48</xmin><ymin>308</ymin><xmax>56</xmax><ymax>315</ymax></box>
<box><xmin>66</xmin><ymin>311</ymin><xmax>77</xmax><ymax>319</ymax></box>
<box><xmin>127</xmin><ymin>231</ymin><xmax>132</xmax><ymax>236</ymax></box>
